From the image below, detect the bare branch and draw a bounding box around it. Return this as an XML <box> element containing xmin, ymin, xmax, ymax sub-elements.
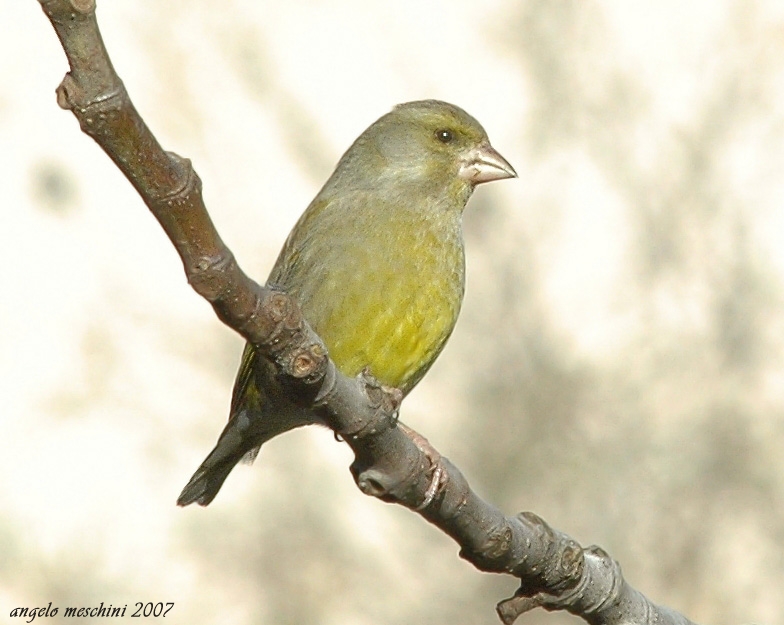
<box><xmin>37</xmin><ymin>2</ymin><xmax>703</xmax><ymax>624</ymax></box>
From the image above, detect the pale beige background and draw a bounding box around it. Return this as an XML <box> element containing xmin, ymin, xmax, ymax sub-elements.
<box><xmin>2</xmin><ymin>1</ymin><xmax>783</xmax><ymax>624</ymax></box>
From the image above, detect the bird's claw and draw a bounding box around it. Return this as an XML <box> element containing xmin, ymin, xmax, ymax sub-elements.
<box><xmin>360</xmin><ymin>367</ymin><xmax>403</xmax><ymax>427</ymax></box>
<box><xmin>418</xmin><ymin>460</ymin><xmax>446</xmax><ymax>510</ymax></box>
<box><xmin>397</xmin><ymin>422</ymin><xmax>447</xmax><ymax>509</ymax></box>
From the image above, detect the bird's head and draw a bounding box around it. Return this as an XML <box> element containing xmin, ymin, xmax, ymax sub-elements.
<box><xmin>330</xmin><ymin>100</ymin><xmax>516</xmax><ymax>200</ymax></box>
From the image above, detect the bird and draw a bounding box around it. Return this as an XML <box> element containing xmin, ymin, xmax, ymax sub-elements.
<box><xmin>177</xmin><ymin>99</ymin><xmax>516</xmax><ymax>507</ymax></box>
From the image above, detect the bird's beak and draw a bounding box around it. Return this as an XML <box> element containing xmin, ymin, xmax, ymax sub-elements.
<box><xmin>459</xmin><ymin>143</ymin><xmax>517</xmax><ymax>184</ymax></box>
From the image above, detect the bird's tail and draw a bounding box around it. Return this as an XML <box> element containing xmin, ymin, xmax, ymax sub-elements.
<box><xmin>177</xmin><ymin>406</ymin><xmax>316</xmax><ymax>507</ymax></box>
<box><xmin>178</xmin><ymin>347</ymin><xmax>319</xmax><ymax>507</ymax></box>
<box><xmin>176</xmin><ymin>451</ymin><xmax>248</xmax><ymax>507</ymax></box>
<box><xmin>177</xmin><ymin>404</ymin><xmax>301</xmax><ymax>507</ymax></box>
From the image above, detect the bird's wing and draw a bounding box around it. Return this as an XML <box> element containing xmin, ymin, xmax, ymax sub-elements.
<box><xmin>229</xmin><ymin>341</ymin><xmax>257</xmax><ymax>417</ymax></box>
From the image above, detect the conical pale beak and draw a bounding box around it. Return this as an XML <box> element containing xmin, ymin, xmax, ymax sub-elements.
<box><xmin>459</xmin><ymin>143</ymin><xmax>517</xmax><ymax>184</ymax></box>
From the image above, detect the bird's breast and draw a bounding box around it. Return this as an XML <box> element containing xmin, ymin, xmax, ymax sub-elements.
<box><xmin>285</xmin><ymin>206</ymin><xmax>465</xmax><ymax>394</ymax></box>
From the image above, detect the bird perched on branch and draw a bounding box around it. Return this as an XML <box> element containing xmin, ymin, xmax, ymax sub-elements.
<box><xmin>178</xmin><ymin>99</ymin><xmax>516</xmax><ymax>506</ymax></box>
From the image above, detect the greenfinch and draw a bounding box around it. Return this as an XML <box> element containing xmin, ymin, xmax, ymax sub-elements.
<box><xmin>178</xmin><ymin>100</ymin><xmax>515</xmax><ymax>506</ymax></box>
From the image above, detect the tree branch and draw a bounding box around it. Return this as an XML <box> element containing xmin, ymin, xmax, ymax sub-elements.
<box><xmin>37</xmin><ymin>2</ymin><xmax>703</xmax><ymax>624</ymax></box>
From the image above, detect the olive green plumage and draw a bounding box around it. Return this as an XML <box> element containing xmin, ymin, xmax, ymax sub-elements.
<box><xmin>178</xmin><ymin>100</ymin><xmax>515</xmax><ymax>506</ymax></box>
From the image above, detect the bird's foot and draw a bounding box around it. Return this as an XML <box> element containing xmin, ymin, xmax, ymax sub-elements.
<box><xmin>360</xmin><ymin>368</ymin><xmax>403</xmax><ymax>426</ymax></box>
<box><xmin>397</xmin><ymin>422</ymin><xmax>447</xmax><ymax>509</ymax></box>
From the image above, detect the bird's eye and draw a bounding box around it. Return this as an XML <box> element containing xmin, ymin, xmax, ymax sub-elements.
<box><xmin>435</xmin><ymin>129</ymin><xmax>454</xmax><ymax>143</ymax></box>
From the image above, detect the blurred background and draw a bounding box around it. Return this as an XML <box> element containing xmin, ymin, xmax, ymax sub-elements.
<box><xmin>2</xmin><ymin>1</ymin><xmax>784</xmax><ymax>624</ymax></box>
